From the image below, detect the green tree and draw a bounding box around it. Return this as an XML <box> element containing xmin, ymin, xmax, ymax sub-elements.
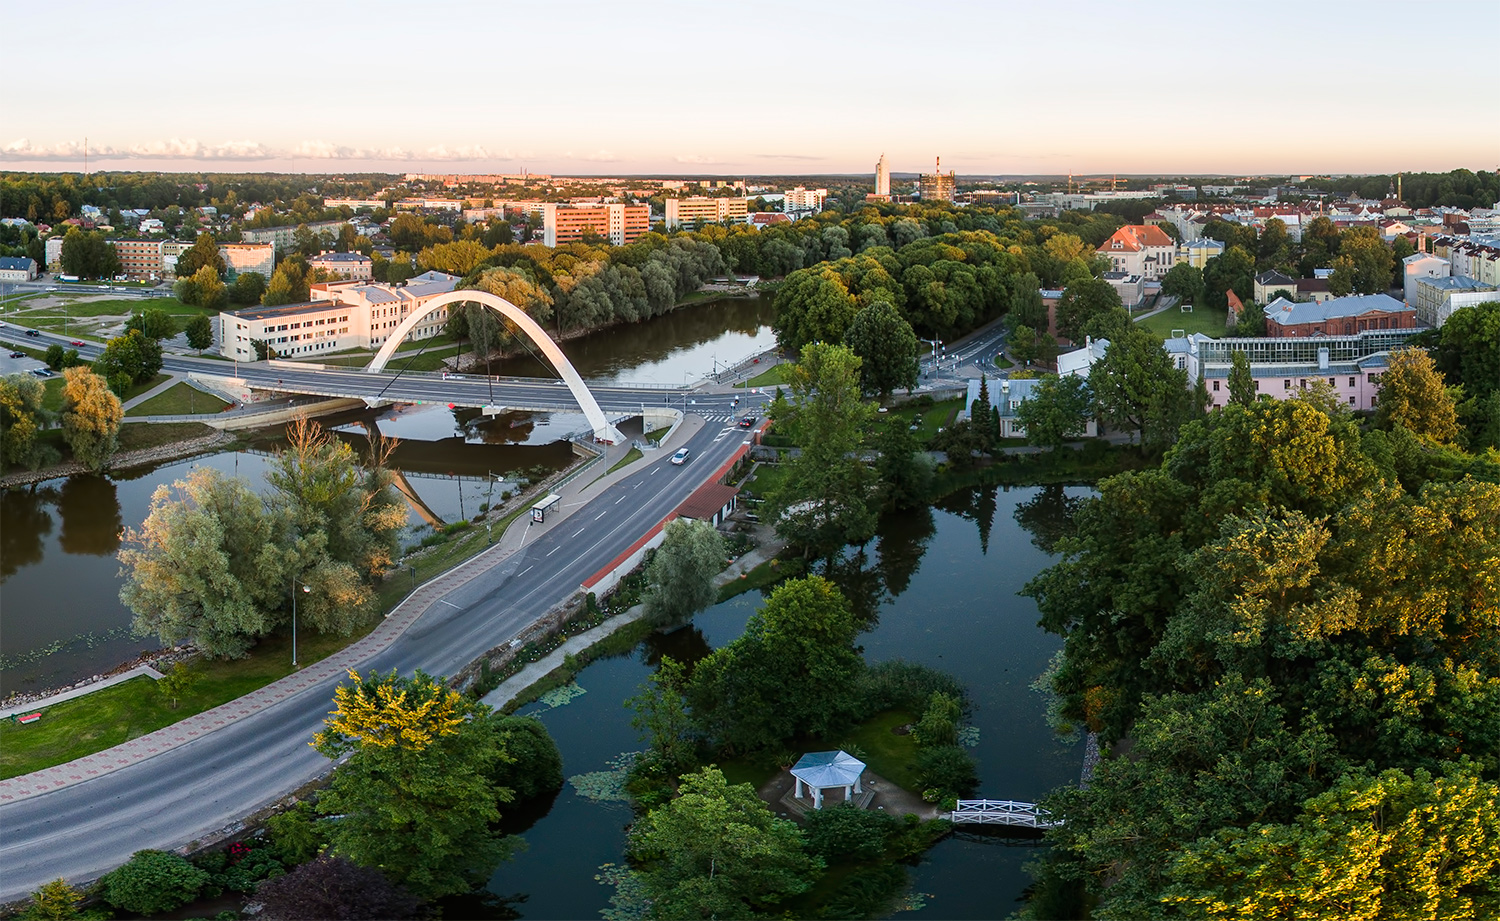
<box><xmin>874</xmin><ymin>417</ymin><xmax>932</xmax><ymax>511</ymax></box>
<box><xmin>488</xmin><ymin>715</ymin><xmax>564</xmax><ymax>802</ymax></box>
<box><xmin>1161</xmin><ymin>262</ymin><xmax>1204</xmax><ymax>305</ymax></box>
<box><xmin>843</xmin><ymin>300</ymin><xmax>920</xmax><ymax>399</ymax></box>
<box><xmin>0</xmin><ymin>373</ymin><xmax>57</xmax><ymax>471</ymax></box>
<box><xmin>184</xmin><ymin>313</ymin><xmax>214</xmax><ymax>353</ymax></box>
<box><xmin>1202</xmin><ymin>246</ymin><xmax>1256</xmax><ymax>312</ymax></box>
<box><xmin>772</xmin><ymin>266</ymin><xmax>859</xmax><ymax>351</ymax></box>
<box><xmin>1008</xmin><ymin>272</ymin><xmax>1048</xmax><ymax>328</ymax></box>
<box><xmin>766</xmin><ymin>343</ymin><xmax>877</xmax><ymax>559</ymax></box>
<box><xmin>155</xmin><ymin>661</ymin><xmax>202</xmax><ymax>709</ymax></box>
<box><xmin>92</xmin><ymin>329</ymin><xmax>163</xmax><ymax>393</ymax></box>
<box><xmin>627</xmin><ymin>656</ymin><xmax>700</xmax><ymax>785</ymax></box>
<box><xmin>1227</xmin><ymin>350</ymin><xmax>1256</xmax><ymax>406</ymax></box>
<box><xmin>231</xmin><ymin>270</ymin><xmax>267</xmax><ymax>305</ymax></box>
<box><xmin>1017</xmin><ymin>374</ymin><xmax>1093</xmax><ymax>450</ymax></box>
<box><xmin>1056</xmin><ymin>276</ymin><xmax>1122</xmax><ymax>342</ymax></box>
<box><xmin>1088</xmin><ymin>326</ymin><xmax>1191</xmax><ymax>450</ymax></box>
<box><xmin>313</xmin><ymin>670</ymin><xmax>516</xmax><ymax>899</ymax></box>
<box><xmin>1339</xmin><ymin>226</ymin><xmax>1396</xmax><ymax>295</ymax></box>
<box><xmin>58</xmin><ymin>228</ymin><xmax>121</xmax><ymax>279</ymax></box>
<box><xmin>119</xmin><ymin>468</ymin><xmax>288</xmax><ymax>658</ymax></box>
<box><xmin>970</xmin><ymin>374</ymin><xmax>996</xmax><ymax>451</ymax></box>
<box><xmin>623</xmin><ymin>767</ymin><xmax>822</xmax><ymax>919</ymax></box>
<box><xmin>642</xmin><ymin>518</ymin><xmax>727</xmax><ymax>627</ymax></box>
<box><xmin>124</xmin><ymin>307</ymin><xmax>178</xmax><ymax>341</ymax></box>
<box><xmin>59</xmin><ymin>366</ymin><xmax>121</xmax><ymax>472</ymax></box>
<box><xmin>173</xmin><ymin>232</ymin><xmax>225</xmax><ymax>280</ymax></box>
<box><xmin>1163</xmin><ymin>766</ymin><xmax>1500</xmax><ymax>921</ymax></box>
<box><xmin>1376</xmin><ymin>347</ymin><xmax>1460</xmax><ymax>444</ymax></box>
<box><xmin>97</xmin><ymin>850</ymin><xmax>210</xmax><ymax>916</ymax></box>
<box><xmin>44</xmin><ymin>344</ymin><xmax>65</xmax><ymax>370</ymax></box>
<box><xmin>18</xmin><ymin>878</ymin><xmax>104</xmax><ymax>921</ymax></box>
<box><xmin>688</xmin><ymin>576</ymin><xmax>863</xmax><ymax>753</ymax></box>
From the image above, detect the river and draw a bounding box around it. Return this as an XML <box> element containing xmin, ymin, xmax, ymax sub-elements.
<box><xmin>483</xmin><ymin>484</ymin><xmax>1089</xmax><ymax>920</ymax></box>
<box><xmin>0</xmin><ymin>297</ymin><xmax>774</xmax><ymax>696</ymax></box>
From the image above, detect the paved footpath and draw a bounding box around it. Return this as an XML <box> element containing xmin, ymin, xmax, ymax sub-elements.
<box><xmin>0</xmin><ymin>666</ymin><xmax>164</xmax><ymax>721</ymax></box>
<box><xmin>0</xmin><ymin>417</ymin><xmax>706</xmax><ymax>803</ymax></box>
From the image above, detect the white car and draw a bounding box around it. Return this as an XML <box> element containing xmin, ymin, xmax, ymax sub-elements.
<box><xmin>670</xmin><ymin>448</ymin><xmax>690</xmax><ymax>466</ymax></box>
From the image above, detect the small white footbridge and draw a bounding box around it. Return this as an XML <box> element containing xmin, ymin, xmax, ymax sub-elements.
<box><xmin>948</xmin><ymin>799</ymin><xmax>1060</xmax><ymax>829</ymax></box>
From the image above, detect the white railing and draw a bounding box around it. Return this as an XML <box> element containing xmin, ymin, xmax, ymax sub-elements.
<box><xmin>949</xmin><ymin>800</ymin><xmax>1060</xmax><ymax>829</ymax></box>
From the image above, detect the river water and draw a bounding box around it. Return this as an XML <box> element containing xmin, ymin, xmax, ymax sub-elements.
<box><xmin>0</xmin><ymin>298</ymin><xmax>773</xmax><ymax>696</ymax></box>
<box><xmin>485</xmin><ymin>485</ymin><xmax>1089</xmax><ymax>920</ymax></box>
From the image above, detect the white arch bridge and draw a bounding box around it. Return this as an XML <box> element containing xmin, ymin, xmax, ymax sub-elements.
<box><xmin>367</xmin><ymin>289</ymin><xmax>624</xmax><ymax>444</ymax></box>
<box><xmin>948</xmin><ymin>800</ymin><xmax>1060</xmax><ymax>829</ymax></box>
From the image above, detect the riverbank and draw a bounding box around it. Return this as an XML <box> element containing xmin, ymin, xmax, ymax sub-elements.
<box><xmin>0</xmin><ymin>426</ymin><xmax>234</xmax><ymax>489</ymax></box>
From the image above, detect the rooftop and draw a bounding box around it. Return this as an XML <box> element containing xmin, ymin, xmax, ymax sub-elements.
<box><xmin>790</xmin><ymin>751</ymin><xmax>866</xmax><ymax>789</ymax></box>
<box><xmin>1265</xmin><ymin>293</ymin><xmax>1409</xmax><ymax>327</ymax></box>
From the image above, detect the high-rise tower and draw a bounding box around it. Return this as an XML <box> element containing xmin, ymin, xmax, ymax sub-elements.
<box><xmin>875</xmin><ymin>153</ymin><xmax>890</xmax><ymax>197</ymax></box>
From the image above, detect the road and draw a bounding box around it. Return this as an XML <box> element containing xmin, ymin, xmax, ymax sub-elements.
<box><xmin>0</xmin><ymin>400</ymin><xmax>763</xmax><ymax>901</ymax></box>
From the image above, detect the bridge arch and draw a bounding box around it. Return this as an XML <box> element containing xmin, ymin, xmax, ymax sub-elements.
<box><xmin>367</xmin><ymin>290</ymin><xmax>622</xmax><ymax>443</ymax></box>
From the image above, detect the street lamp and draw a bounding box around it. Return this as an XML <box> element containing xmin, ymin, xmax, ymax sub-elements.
<box><xmin>291</xmin><ymin>578</ymin><xmax>311</xmax><ymax>667</ymax></box>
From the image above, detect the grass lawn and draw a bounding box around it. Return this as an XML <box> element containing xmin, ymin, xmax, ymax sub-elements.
<box><xmin>744</xmin><ymin>462</ymin><xmax>787</xmax><ymax>496</ymax></box>
<box><xmin>1138</xmin><ymin>303</ymin><xmax>1229</xmax><ymax>340</ymax></box>
<box><xmin>121</xmin><ymin>373</ymin><xmax>171</xmax><ymax>401</ymax></box>
<box><xmin>994</xmin><ymin>354</ymin><xmax>1015</xmax><ymax>369</ymax></box>
<box><xmin>125</xmin><ymin>382</ymin><xmax>230</xmax><ymax>417</ymax></box>
<box><xmin>40</xmin><ymin>376</ymin><xmax>66</xmax><ymax>412</ymax></box>
<box><xmin>878</xmin><ymin>397</ymin><xmax>961</xmax><ymax>443</ymax></box>
<box><xmin>381</xmin><ymin>347</ymin><xmax>461</xmax><ymax>373</ymax></box>
<box><xmin>735</xmin><ymin>363</ymin><xmax>791</xmax><ymax>388</ymax></box>
<box><xmin>643</xmin><ymin>425</ymin><xmax>670</xmax><ymax>444</ymax></box>
<box><xmin>607</xmin><ymin>447</ymin><xmax>642</xmax><ymax>474</ymax></box>
<box><xmin>41</xmin><ymin>296</ymin><xmax>209</xmax><ymax>318</ymax></box>
<box><xmin>0</xmin><ymin>625</ymin><xmax>375</xmax><ymax>780</ymax></box>
<box><xmin>117</xmin><ymin>421</ymin><xmax>218</xmax><ymax>453</ymax></box>
<box><xmin>716</xmin><ymin>555</ymin><xmax>804</xmax><ymax>603</ymax></box>
<box><xmin>318</xmin><ymin>354</ymin><xmax>373</xmax><ymax>368</ymax></box>
<box><xmin>710</xmin><ymin>709</ymin><xmax>920</xmax><ymax>797</ymax></box>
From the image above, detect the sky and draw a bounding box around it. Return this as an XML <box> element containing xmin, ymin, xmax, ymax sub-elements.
<box><xmin>5</xmin><ymin>0</ymin><xmax>1497</xmax><ymax>178</ymax></box>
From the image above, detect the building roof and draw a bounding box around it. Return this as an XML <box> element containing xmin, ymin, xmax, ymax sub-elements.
<box><xmin>0</xmin><ymin>256</ymin><xmax>37</xmax><ymax>270</ymax></box>
<box><xmin>1256</xmin><ymin>270</ymin><xmax>1296</xmax><ymax>287</ymax></box>
<box><xmin>223</xmin><ymin>300</ymin><xmax>339</xmax><ymax>321</ymax></box>
<box><xmin>677</xmin><ymin>481</ymin><xmax>739</xmax><ymax>522</ymax></box>
<box><xmin>1226</xmin><ymin>289</ymin><xmax>1245</xmax><ymax>314</ymax></box>
<box><xmin>1097</xmin><ymin>224</ymin><xmax>1175</xmax><ymax>254</ymax></box>
<box><xmin>1265</xmin><ymin>293</ymin><xmax>1409</xmax><ymax>327</ymax></box>
<box><xmin>1402</xmin><ymin>252</ymin><xmax>1447</xmax><ymax>265</ymax></box>
<box><xmin>1418</xmin><ymin>275</ymin><xmax>1495</xmax><ymax>293</ymax></box>
<box><xmin>790</xmin><ymin>751</ymin><xmax>866</xmax><ymax>789</ymax></box>
<box><xmin>310</xmin><ymin>251</ymin><xmax>371</xmax><ymax>264</ymax></box>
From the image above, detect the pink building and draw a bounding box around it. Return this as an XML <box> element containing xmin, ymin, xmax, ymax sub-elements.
<box><xmin>1164</xmin><ymin>329</ymin><xmax>1422</xmax><ymax>413</ymax></box>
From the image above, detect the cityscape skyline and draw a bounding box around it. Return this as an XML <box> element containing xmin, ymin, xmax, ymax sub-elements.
<box><xmin>6</xmin><ymin>0</ymin><xmax>1498</xmax><ymax>177</ymax></box>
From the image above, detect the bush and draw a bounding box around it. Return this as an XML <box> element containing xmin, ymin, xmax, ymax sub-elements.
<box><xmin>856</xmin><ymin>660</ymin><xmax>969</xmax><ymax>715</ymax></box>
<box><xmin>813</xmin><ymin>863</ymin><xmax>908</xmax><ymax>919</ymax></box>
<box><xmin>97</xmin><ymin>849</ymin><xmax>210</xmax><ymax>916</ymax></box>
<box><xmin>488</xmin><ymin>714</ymin><xmax>564</xmax><ymax>801</ymax></box>
<box><xmin>255</xmin><ymin>855</ymin><xmax>425</xmax><ymax>921</ymax></box>
<box><xmin>216</xmin><ymin>840</ymin><xmax>285</xmax><ymax>893</ymax></box>
<box><xmin>911</xmin><ymin>691</ymin><xmax>962</xmax><ymax>748</ymax></box>
<box><xmin>19</xmin><ymin>878</ymin><xmax>106</xmax><ymax>921</ymax></box>
<box><xmin>267</xmin><ymin>802</ymin><xmax>328</xmax><ymax>865</ymax></box>
<box><xmin>915</xmin><ymin>745</ymin><xmax>979</xmax><ymax>797</ymax></box>
<box><xmin>803</xmin><ymin>804</ymin><xmax>900</xmax><ymax>863</ymax></box>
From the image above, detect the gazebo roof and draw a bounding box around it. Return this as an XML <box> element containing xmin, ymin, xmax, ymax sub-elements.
<box><xmin>790</xmin><ymin>750</ymin><xmax>866</xmax><ymax>788</ymax></box>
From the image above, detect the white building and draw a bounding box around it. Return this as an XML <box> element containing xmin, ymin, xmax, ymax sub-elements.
<box><xmin>44</xmin><ymin>236</ymin><xmax>64</xmax><ymax>270</ymax></box>
<box><xmin>0</xmin><ymin>257</ymin><xmax>38</xmax><ymax>282</ymax></box>
<box><xmin>875</xmin><ymin>153</ymin><xmax>890</xmax><ymax>197</ymax></box>
<box><xmin>1056</xmin><ymin>336</ymin><xmax>1109</xmax><ymax>377</ymax></box>
<box><xmin>963</xmin><ymin>377</ymin><xmax>1098</xmax><ymax>439</ymax></box>
<box><xmin>1169</xmin><ymin>330</ymin><xmax>1420</xmax><ymax>412</ymax></box>
<box><xmin>1103</xmin><ymin>271</ymin><xmax>1145</xmax><ymax>308</ymax></box>
<box><xmin>783</xmin><ymin>187</ymin><xmax>828</xmax><ymax>216</ymax></box>
<box><xmin>1401</xmin><ymin>252</ymin><xmax>1449</xmax><ymax>305</ymax></box>
<box><xmin>217</xmin><ymin>271</ymin><xmax>459</xmax><ymax>361</ymax></box>
<box><xmin>309</xmin><ymin>251</ymin><xmax>373</xmax><ymax>281</ymax></box>
<box><xmin>1412</xmin><ymin>276</ymin><xmax>1500</xmax><ymax>328</ymax></box>
<box><xmin>219</xmin><ymin>243</ymin><xmax>275</xmax><ymax>280</ymax></box>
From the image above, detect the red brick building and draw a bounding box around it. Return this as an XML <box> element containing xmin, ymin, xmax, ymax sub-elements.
<box><xmin>1263</xmin><ymin>293</ymin><xmax>1417</xmax><ymax>338</ymax></box>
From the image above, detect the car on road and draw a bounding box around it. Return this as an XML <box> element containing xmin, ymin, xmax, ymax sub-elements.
<box><xmin>8</xmin><ymin>351</ymin><xmax>24</xmax><ymax>358</ymax></box>
<box><xmin>738</xmin><ymin>414</ymin><xmax>756</xmax><ymax>428</ymax></box>
<box><xmin>31</xmin><ymin>368</ymin><xmax>53</xmax><ymax>378</ymax></box>
<box><xmin>25</xmin><ymin>329</ymin><xmax>40</xmax><ymax>337</ymax></box>
<box><xmin>70</xmin><ymin>340</ymin><xmax>84</xmax><ymax>347</ymax></box>
<box><xmin>670</xmin><ymin>448</ymin><xmax>691</xmax><ymax>465</ymax></box>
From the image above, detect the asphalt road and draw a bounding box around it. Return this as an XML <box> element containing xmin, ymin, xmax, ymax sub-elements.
<box><xmin>0</xmin><ymin>406</ymin><xmax>762</xmax><ymax>900</ymax></box>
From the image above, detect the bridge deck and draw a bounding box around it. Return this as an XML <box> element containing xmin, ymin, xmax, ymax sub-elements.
<box><xmin>949</xmin><ymin>799</ymin><xmax>1060</xmax><ymax>828</ymax></box>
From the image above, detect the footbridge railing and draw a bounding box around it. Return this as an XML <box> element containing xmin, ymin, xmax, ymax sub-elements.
<box><xmin>948</xmin><ymin>800</ymin><xmax>1060</xmax><ymax>829</ymax></box>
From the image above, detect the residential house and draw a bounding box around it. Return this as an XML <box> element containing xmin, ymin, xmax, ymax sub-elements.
<box><xmin>1412</xmin><ymin>276</ymin><xmax>1500</xmax><ymax>328</ymax></box>
<box><xmin>1102</xmin><ymin>271</ymin><xmax>1145</xmax><ymax>308</ymax></box>
<box><xmin>1178</xmin><ymin>237</ymin><xmax>1225</xmax><ymax>268</ymax></box>
<box><xmin>309</xmin><ymin>251</ymin><xmax>373</xmax><ymax>281</ymax></box>
<box><xmin>962</xmin><ymin>376</ymin><xmax>1098</xmax><ymax>439</ymax></box>
<box><xmin>1254</xmin><ymin>270</ymin><xmax>1298</xmax><ymax>304</ymax></box>
<box><xmin>1401</xmin><ymin>252</ymin><xmax>1450</xmax><ymax>305</ymax></box>
<box><xmin>0</xmin><ymin>256</ymin><xmax>38</xmax><ymax>281</ymax></box>
<box><xmin>1097</xmin><ymin>225</ymin><xmax>1176</xmax><ymax>280</ymax></box>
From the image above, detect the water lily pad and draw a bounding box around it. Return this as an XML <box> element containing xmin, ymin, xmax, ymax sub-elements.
<box><xmin>535</xmin><ymin>681</ymin><xmax>587</xmax><ymax>710</ymax></box>
<box><xmin>957</xmin><ymin>725</ymin><xmax>980</xmax><ymax>748</ymax></box>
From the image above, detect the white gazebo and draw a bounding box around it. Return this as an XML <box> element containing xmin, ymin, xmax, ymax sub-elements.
<box><xmin>790</xmin><ymin>750</ymin><xmax>866</xmax><ymax>809</ymax></box>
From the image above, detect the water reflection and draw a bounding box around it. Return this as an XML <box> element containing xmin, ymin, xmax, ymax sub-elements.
<box><xmin>1012</xmin><ymin>484</ymin><xmax>1084</xmax><ymax>554</ymax></box>
<box><xmin>57</xmin><ymin>476</ymin><xmax>123</xmax><ymax>557</ymax></box>
<box><xmin>0</xmin><ymin>486</ymin><xmax>55</xmax><ymax>581</ymax></box>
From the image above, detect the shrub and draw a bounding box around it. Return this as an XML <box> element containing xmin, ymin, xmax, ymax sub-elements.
<box><xmin>488</xmin><ymin>714</ymin><xmax>564</xmax><ymax>801</ymax></box>
<box><xmin>803</xmin><ymin>804</ymin><xmax>900</xmax><ymax>863</ymax></box>
<box><xmin>255</xmin><ymin>855</ymin><xmax>425</xmax><ymax>921</ymax></box>
<box><xmin>266</xmin><ymin>802</ymin><xmax>328</xmax><ymax>865</ymax></box>
<box><xmin>911</xmin><ymin>691</ymin><xmax>962</xmax><ymax>748</ymax></box>
<box><xmin>856</xmin><ymin>660</ymin><xmax>968</xmax><ymax>714</ymax></box>
<box><xmin>216</xmin><ymin>840</ymin><xmax>285</xmax><ymax>893</ymax></box>
<box><xmin>915</xmin><ymin>745</ymin><xmax>979</xmax><ymax>797</ymax></box>
<box><xmin>19</xmin><ymin>878</ymin><xmax>106</xmax><ymax>921</ymax></box>
<box><xmin>97</xmin><ymin>849</ymin><xmax>210</xmax><ymax>916</ymax></box>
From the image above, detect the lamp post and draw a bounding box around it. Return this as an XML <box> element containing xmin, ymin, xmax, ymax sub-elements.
<box><xmin>291</xmin><ymin>578</ymin><xmax>311</xmax><ymax>668</ymax></box>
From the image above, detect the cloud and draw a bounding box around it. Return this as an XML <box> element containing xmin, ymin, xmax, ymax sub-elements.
<box><xmin>560</xmin><ymin>149</ymin><xmax>620</xmax><ymax>163</ymax></box>
<box><xmin>674</xmin><ymin>154</ymin><xmax>723</xmax><ymax>165</ymax></box>
<box><xmin>1</xmin><ymin>138</ymin><xmax>524</xmax><ymax>162</ymax></box>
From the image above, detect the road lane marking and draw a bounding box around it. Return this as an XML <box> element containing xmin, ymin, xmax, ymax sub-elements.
<box><xmin>573</xmin><ymin>527</ymin><xmax>586</xmax><ymax>537</ymax></box>
<box><xmin>546</xmin><ymin>545</ymin><xmax>560</xmax><ymax>556</ymax></box>
<box><xmin>438</xmin><ymin>600</ymin><xmax>461</xmax><ymax>609</ymax></box>
<box><xmin>615</xmin><ymin>496</ymin><xmax>625</xmax><ymax>504</ymax></box>
<box><xmin>595</xmin><ymin>510</ymin><xmax>607</xmax><ymax>519</ymax></box>
<box><xmin>518</xmin><ymin>565</ymin><xmax>532</xmax><ymax>576</ymax></box>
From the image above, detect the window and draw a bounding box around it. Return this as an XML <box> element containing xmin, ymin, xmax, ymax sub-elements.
<box><xmin>1212</xmin><ymin>380</ymin><xmax>1220</xmax><ymax>391</ymax></box>
<box><xmin>1328</xmin><ymin>378</ymin><xmax>1335</xmax><ymax>386</ymax></box>
<box><xmin>1349</xmin><ymin>377</ymin><xmax>1356</xmax><ymax>387</ymax></box>
<box><xmin>1284</xmin><ymin>379</ymin><xmax>1292</xmax><ymax>390</ymax></box>
<box><xmin>1348</xmin><ymin>396</ymin><xmax>1356</xmax><ymax>405</ymax></box>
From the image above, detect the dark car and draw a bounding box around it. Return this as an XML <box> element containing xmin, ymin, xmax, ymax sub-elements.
<box><xmin>8</xmin><ymin>351</ymin><xmax>24</xmax><ymax>358</ymax></box>
<box><xmin>738</xmin><ymin>414</ymin><xmax>756</xmax><ymax>428</ymax></box>
<box><xmin>25</xmin><ymin>329</ymin><xmax>40</xmax><ymax>337</ymax></box>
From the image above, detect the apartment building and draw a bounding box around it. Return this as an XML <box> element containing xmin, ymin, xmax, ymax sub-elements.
<box><xmin>309</xmin><ymin>251</ymin><xmax>373</xmax><ymax>281</ymax></box>
<box><xmin>238</xmin><ymin>221</ymin><xmax>345</xmax><ymax>254</ymax></box>
<box><xmin>535</xmin><ymin>203</ymin><xmax>650</xmax><ymax>246</ymax></box>
<box><xmin>110</xmin><ymin>239</ymin><xmax>163</xmax><ymax>280</ymax></box>
<box><xmin>664</xmin><ymin>197</ymin><xmax>749</xmax><ymax>229</ymax></box>
<box><xmin>219</xmin><ymin>243</ymin><xmax>275</xmax><ymax>280</ymax></box>
<box><xmin>1401</xmin><ymin>252</ymin><xmax>1449</xmax><ymax>304</ymax></box>
<box><xmin>217</xmin><ymin>271</ymin><xmax>459</xmax><ymax>360</ymax></box>
<box><xmin>919</xmin><ymin>158</ymin><xmax>956</xmax><ymax>202</ymax></box>
<box><xmin>783</xmin><ymin>187</ymin><xmax>828</xmax><ymax>215</ymax></box>
<box><xmin>1412</xmin><ymin>276</ymin><xmax>1500</xmax><ymax>328</ymax></box>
